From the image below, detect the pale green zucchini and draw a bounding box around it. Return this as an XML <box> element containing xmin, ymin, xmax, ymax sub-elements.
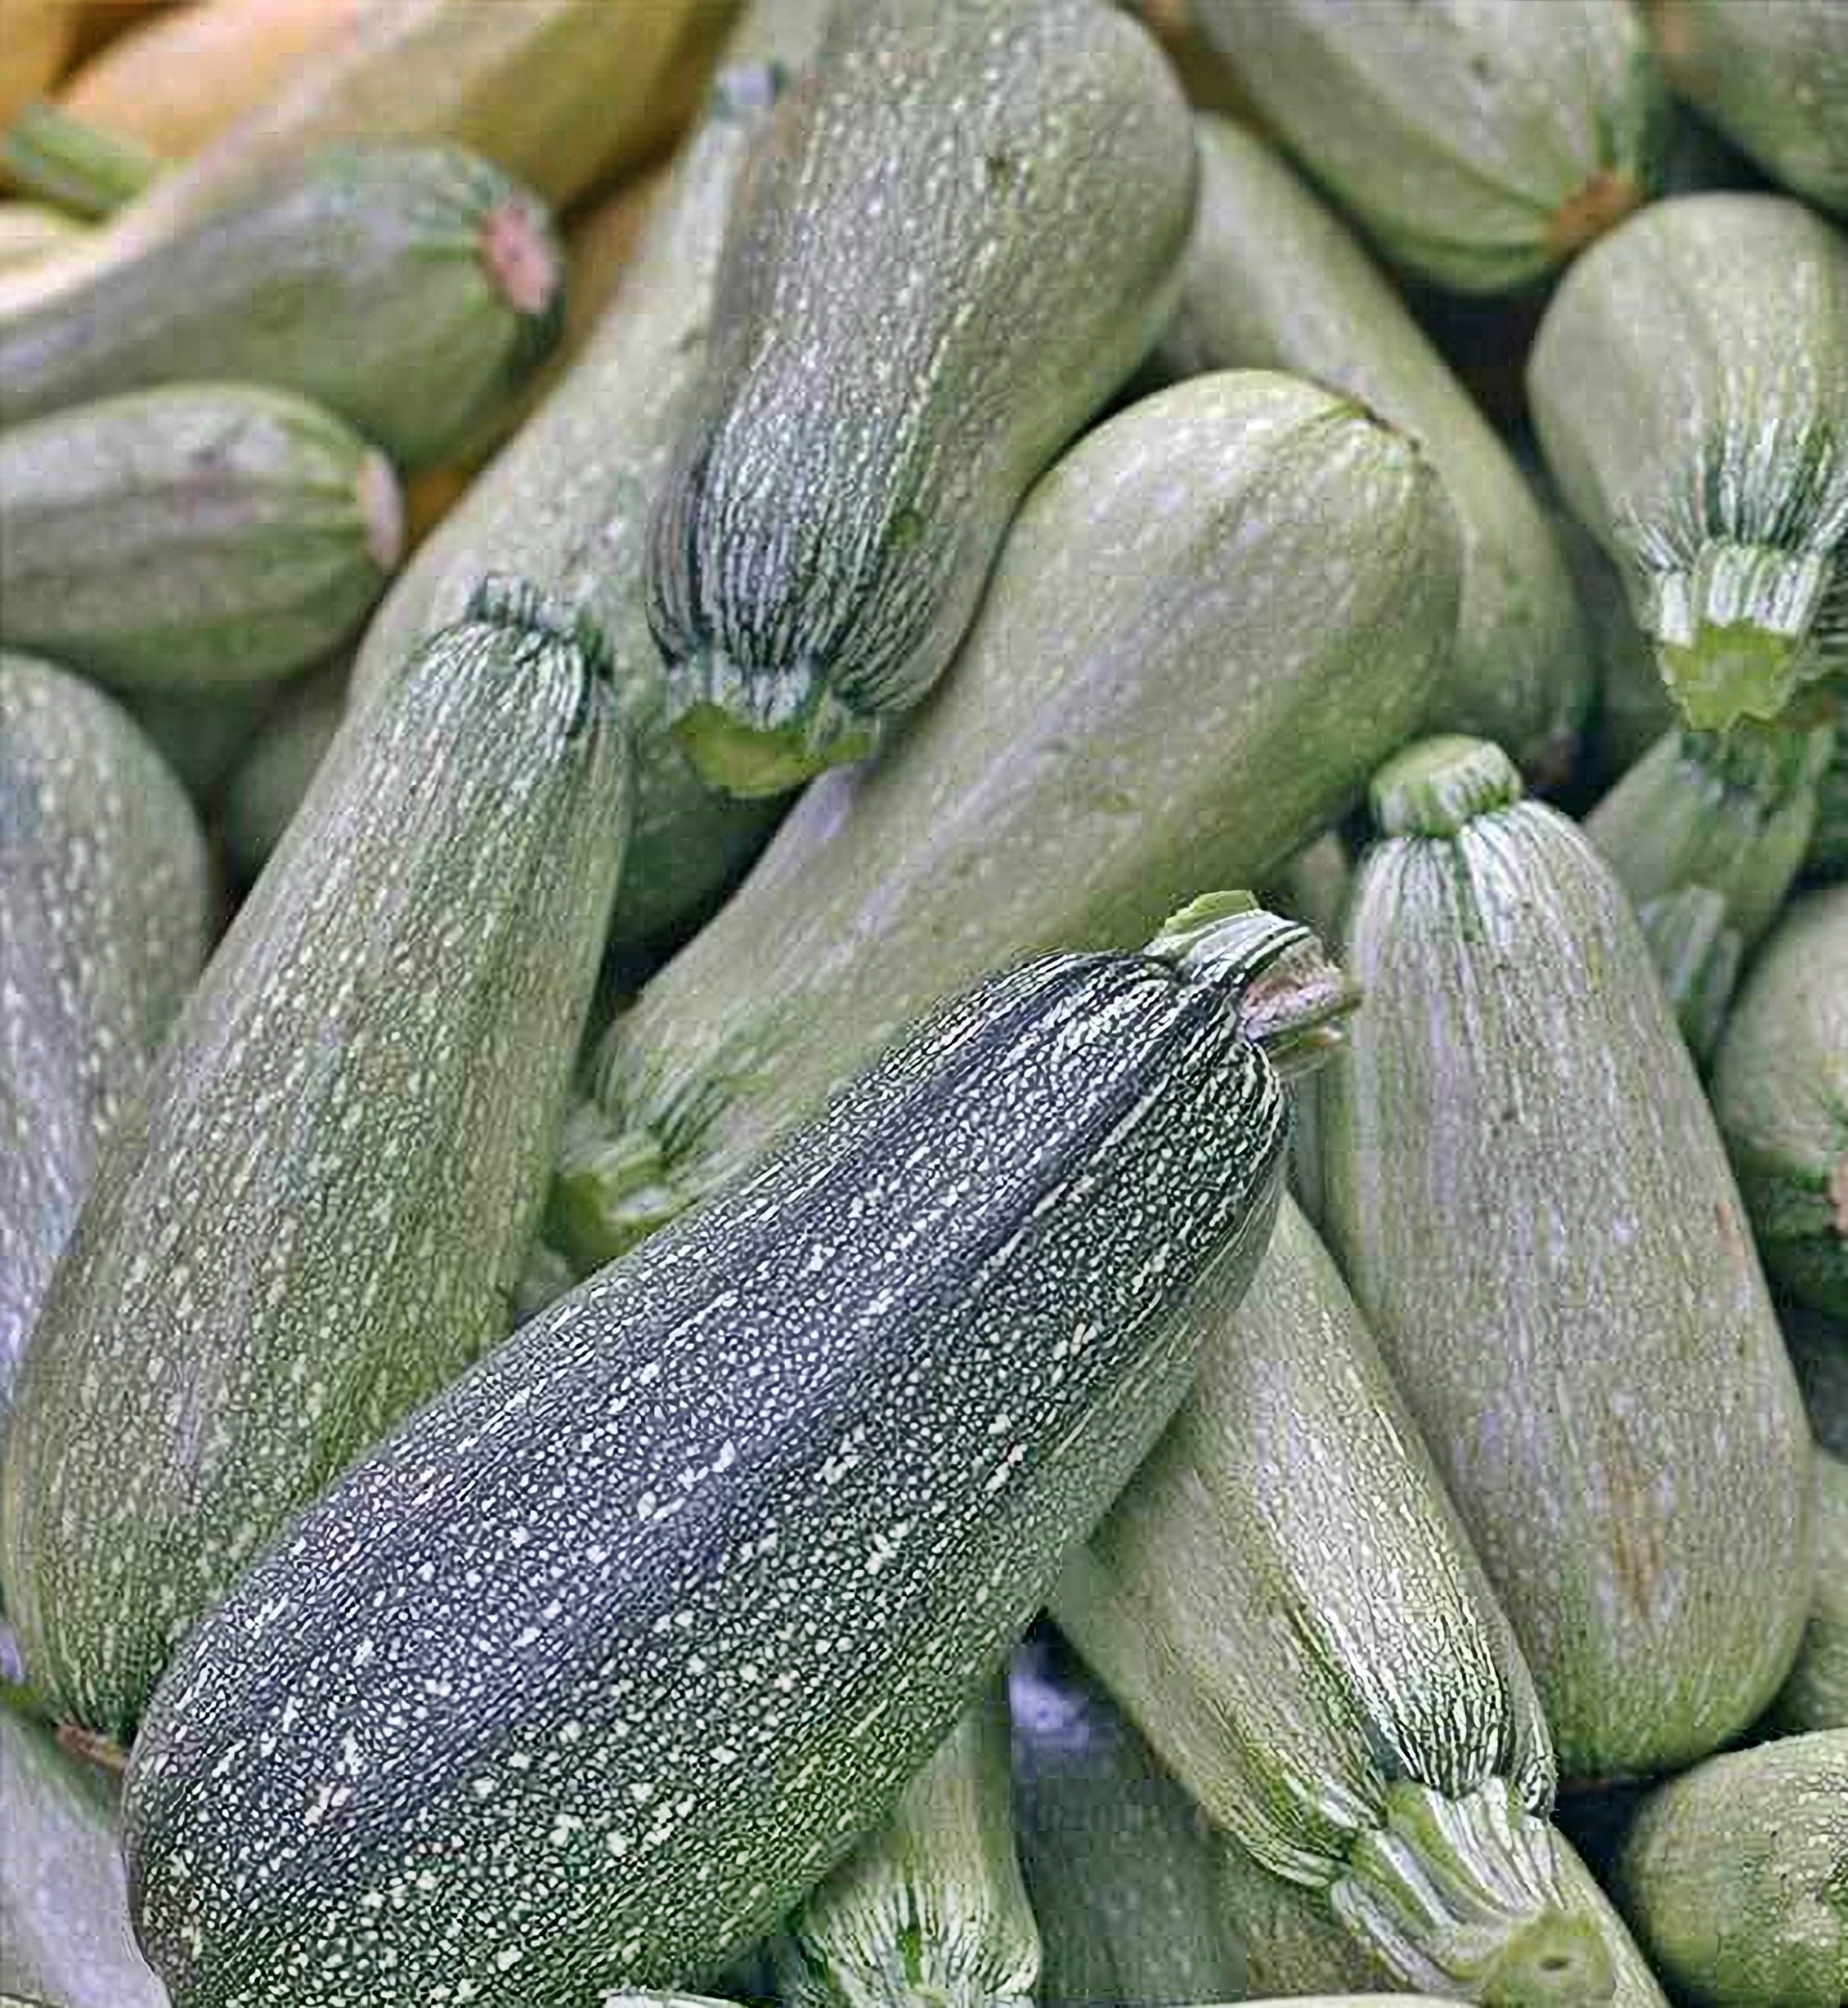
<box><xmin>0</xmin><ymin>383</ymin><xmax>403</xmax><ymax>694</ymax></box>
<box><xmin>1321</xmin><ymin>735</ymin><xmax>1814</xmax><ymax>1780</ymax></box>
<box><xmin>352</xmin><ymin>61</ymin><xmax>788</xmax><ymax>953</ymax></box>
<box><xmin>1190</xmin><ymin>0</ymin><xmax>1666</xmax><ymax>292</ymax></box>
<box><xmin>123</xmin><ymin>899</ymin><xmax>1334</xmax><ymax>2005</ymax></box>
<box><xmin>1615</xmin><ymin>1728</ymin><xmax>1848</xmax><ymax>2007</ymax></box>
<box><xmin>219</xmin><ymin>660</ymin><xmax>348</xmax><ymax>887</ymax></box>
<box><xmin>0</xmin><ymin>580</ymin><xmax>630</xmax><ymax>1744</ymax></box>
<box><xmin>1053</xmin><ymin>1196</ymin><xmax>1642</xmax><ymax>2003</ymax></box>
<box><xmin>1711</xmin><ymin>884</ymin><xmax>1848</xmax><ymax>1319</ymax></box>
<box><xmin>1653</xmin><ymin>0</ymin><xmax>1848</xmax><ymax>213</ymax></box>
<box><xmin>0</xmin><ymin>654</ymin><xmax>209</xmax><ymax>1418</ymax></box>
<box><xmin>645</xmin><ymin>0</ymin><xmax>1198</xmax><ymax>795</ymax></box>
<box><xmin>1007</xmin><ymin>1634</ymin><xmax>1249</xmax><ymax>2008</ymax></box>
<box><xmin>557</xmin><ymin>370</ymin><xmax>1460</xmax><ymax>1271</ymax></box>
<box><xmin>1157</xmin><ymin>114</ymin><xmax>1588</xmax><ymax>777</ymax></box>
<box><xmin>1556</xmin><ymin>513</ymin><xmax>1676</xmax><ymax>782</ymax></box>
<box><xmin>1529</xmin><ymin>193</ymin><xmax>1848</xmax><ymax>733</ymax></box>
<box><xmin>774</xmin><ymin>1684</ymin><xmax>1041</xmax><ymax>2008</ymax></box>
<box><xmin>1634</xmin><ymin>885</ymin><xmax>1742</xmax><ymax>1065</ymax></box>
<box><xmin>1770</xmin><ymin>1450</ymin><xmax>1848</xmax><ymax>1735</ymax></box>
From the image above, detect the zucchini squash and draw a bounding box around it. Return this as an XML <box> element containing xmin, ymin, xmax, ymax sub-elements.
<box><xmin>558</xmin><ymin>370</ymin><xmax>1460</xmax><ymax>1271</ymax></box>
<box><xmin>219</xmin><ymin>660</ymin><xmax>348</xmax><ymax>888</ymax></box>
<box><xmin>1614</xmin><ymin>1728</ymin><xmax>1848</xmax><ymax>2008</ymax></box>
<box><xmin>1320</xmin><ymin>734</ymin><xmax>1815</xmax><ymax>1780</ymax></box>
<box><xmin>0</xmin><ymin>580</ymin><xmax>631</xmax><ymax>1745</ymax></box>
<box><xmin>116</xmin><ymin>681</ymin><xmax>287</xmax><ymax>805</ymax></box>
<box><xmin>1770</xmin><ymin>1449</ymin><xmax>1848</xmax><ymax>1735</ymax></box>
<box><xmin>0</xmin><ymin>383</ymin><xmax>403</xmax><ymax>694</ymax></box>
<box><xmin>0</xmin><ymin>102</ymin><xmax>159</xmax><ymax>222</ymax></box>
<box><xmin>1528</xmin><ymin>193</ymin><xmax>1848</xmax><ymax>733</ymax></box>
<box><xmin>1711</xmin><ymin>884</ymin><xmax>1848</xmax><ymax>1320</ymax></box>
<box><xmin>0</xmin><ymin>652</ymin><xmax>209</xmax><ymax>1419</ymax></box>
<box><xmin>1052</xmin><ymin>1196</ymin><xmax>1638</xmax><ymax>2004</ymax></box>
<box><xmin>1787</xmin><ymin>1302</ymin><xmax>1848</xmax><ymax>1459</ymax></box>
<box><xmin>0</xmin><ymin>143</ymin><xmax>564</xmax><ymax>470</ymax></box>
<box><xmin>0</xmin><ymin>204</ymin><xmax>87</xmax><ymax>276</ymax></box>
<box><xmin>122</xmin><ymin>898</ymin><xmax>1337</xmax><ymax>2005</ymax></box>
<box><xmin>645</xmin><ymin>0</ymin><xmax>1198</xmax><ymax>795</ymax></box>
<box><xmin>1156</xmin><ymin>114</ymin><xmax>1589</xmax><ymax>779</ymax></box>
<box><xmin>1190</xmin><ymin>0</ymin><xmax>1666</xmax><ymax>292</ymax></box>
<box><xmin>1813</xmin><ymin>733</ymin><xmax>1848</xmax><ymax>881</ymax></box>
<box><xmin>1633</xmin><ymin>885</ymin><xmax>1742</xmax><ymax>1067</ymax></box>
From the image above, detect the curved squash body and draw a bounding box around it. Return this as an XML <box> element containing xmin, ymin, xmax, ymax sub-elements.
<box><xmin>1772</xmin><ymin>1450</ymin><xmax>1848</xmax><ymax>1735</ymax></box>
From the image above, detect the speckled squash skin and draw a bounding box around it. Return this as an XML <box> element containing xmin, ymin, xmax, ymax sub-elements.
<box><xmin>0</xmin><ymin>655</ymin><xmax>208</xmax><ymax>1419</ymax></box>
<box><xmin>1771</xmin><ymin>1450</ymin><xmax>1848</xmax><ymax>1735</ymax></box>
<box><xmin>558</xmin><ymin>371</ymin><xmax>1460</xmax><ymax>1271</ymax></box>
<box><xmin>1321</xmin><ymin>737</ymin><xmax>1814</xmax><ymax>1781</ymax></box>
<box><xmin>0</xmin><ymin>384</ymin><xmax>404</xmax><ymax>694</ymax></box>
<box><xmin>0</xmin><ymin>145</ymin><xmax>563</xmax><ymax>470</ymax></box>
<box><xmin>122</xmin><ymin>912</ymin><xmax>1306</xmax><ymax>2006</ymax></box>
<box><xmin>0</xmin><ymin>585</ymin><xmax>630</xmax><ymax>1745</ymax></box>
<box><xmin>1191</xmin><ymin>0</ymin><xmax>1666</xmax><ymax>293</ymax></box>
<box><xmin>1158</xmin><ymin>116</ymin><xmax>1588</xmax><ymax>780</ymax></box>
<box><xmin>1528</xmin><ymin>195</ymin><xmax>1848</xmax><ymax>733</ymax></box>
<box><xmin>645</xmin><ymin>0</ymin><xmax>1199</xmax><ymax>794</ymax></box>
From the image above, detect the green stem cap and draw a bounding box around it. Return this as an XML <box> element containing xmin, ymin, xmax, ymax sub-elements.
<box><xmin>1371</xmin><ymin>736</ymin><xmax>1524</xmax><ymax>840</ymax></box>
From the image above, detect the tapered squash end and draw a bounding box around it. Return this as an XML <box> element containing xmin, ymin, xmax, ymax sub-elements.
<box><xmin>545</xmin><ymin>1103</ymin><xmax>688</xmax><ymax>1275</ymax></box>
<box><xmin>668</xmin><ymin>653</ymin><xmax>882</xmax><ymax>797</ymax></box>
<box><xmin>1650</xmin><ymin>543</ymin><xmax>1835</xmax><ymax>732</ymax></box>
<box><xmin>1371</xmin><ymin>736</ymin><xmax>1523</xmax><ymax>839</ymax></box>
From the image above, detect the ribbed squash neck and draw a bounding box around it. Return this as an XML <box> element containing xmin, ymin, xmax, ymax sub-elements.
<box><xmin>1370</xmin><ymin>736</ymin><xmax>1524</xmax><ymax>839</ymax></box>
<box><xmin>1650</xmin><ymin>542</ymin><xmax>1835</xmax><ymax>731</ymax></box>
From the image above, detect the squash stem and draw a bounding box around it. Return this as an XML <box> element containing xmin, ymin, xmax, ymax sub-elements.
<box><xmin>1650</xmin><ymin>542</ymin><xmax>1836</xmax><ymax>731</ymax></box>
<box><xmin>0</xmin><ymin>101</ymin><xmax>164</xmax><ymax>221</ymax></box>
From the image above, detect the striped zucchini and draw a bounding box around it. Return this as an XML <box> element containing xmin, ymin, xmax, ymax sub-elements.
<box><xmin>557</xmin><ymin>370</ymin><xmax>1460</xmax><ymax>1271</ymax></box>
<box><xmin>1528</xmin><ymin>193</ymin><xmax>1848</xmax><ymax>733</ymax></box>
<box><xmin>123</xmin><ymin>898</ymin><xmax>1337</xmax><ymax>2006</ymax></box>
<box><xmin>0</xmin><ymin>580</ymin><xmax>631</xmax><ymax>1745</ymax></box>
<box><xmin>1008</xmin><ymin>1633</ymin><xmax>1249</xmax><ymax>2008</ymax></box>
<box><xmin>1190</xmin><ymin>0</ymin><xmax>1666</xmax><ymax>292</ymax></box>
<box><xmin>0</xmin><ymin>654</ymin><xmax>209</xmax><ymax>1419</ymax></box>
<box><xmin>1615</xmin><ymin>1729</ymin><xmax>1848</xmax><ymax>2007</ymax></box>
<box><xmin>774</xmin><ymin>1685</ymin><xmax>1041</xmax><ymax>2008</ymax></box>
<box><xmin>0</xmin><ymin>144</ymin><xmax>563</xmax><ymax>469</ymax></box>
<box><xmin>645</xmin><ymin>0</ymin><xmax>1198</xmax><ymax>795</ymax></box>
<box><xmin>1157</xmin><ymin>115</ymin><xmax>1588</xmax><ymax>779</ymax></box>
<box><xmin>352</xmin><ymin>60</ymin><xmax>791</xmax><ymax>954</ymax></box>
<box><xmin>1771</xmin><ymin>1449</ymin><xmax>1848</xmax><ymax>1735</ymax></box>
<box><xmin>1320</xmin><ymin>735</ymin><xmax>1814</xmax><ymax>1779</ymax></box>
<box><xmin>0</xmin><ymin>102</ymin><xmax>159</xmax><ymax>222</ymax></box>
<box><xmin>1712</xmin><ymin>884</ymin><xmax>1848</xmax><ymax>1319</ymax></box>
<box><xmin>1633</xmin><ymin>885</ymin><xmax>1742</xmax><ymax>1066</ymax></box>
<box><xmin>0</xmin><ymin>384</ymin><xmax>403</xmax><ymax>694</ymax></box>
<box><xmin>1653</xmin><ymin>0</ymin><xmax>1848</xmax><ymax>213</ymax></box>
<box><xmin>1053</xmin><ymin>1196</ymin><xmax>1636</xmax><ymax>2003</ymax></box>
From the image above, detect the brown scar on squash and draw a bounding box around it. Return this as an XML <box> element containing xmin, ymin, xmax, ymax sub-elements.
<box><xmin>1545</xmin><ymin>169</ymin><xmax>1644</xmax><ymax>261</ymax></box>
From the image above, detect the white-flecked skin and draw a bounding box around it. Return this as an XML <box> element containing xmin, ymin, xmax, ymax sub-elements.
<box><xmin>0</xmin><ymin>1701</ymin><xmax>168</xmax><ymax>2008</ymax></box>
<box><xmin>1191</xmin><ymin>0</ymin><xmax>1665</xmax><ymax>293</ymax></box>
<box><xmin>1008</xmin><ymin>1635</ymin><xmax>1250</xmax><ymax>2008</ymax></box>
<box><xmin>776</xmin><ymin>1683</ymin><xmax>1041</xmax><ymax>2008</ymax></box>
<box><xmin>0</xmin><ymin>654</ymin><xmax>208</xmax><ymax>1418</ymax></box>
<box><xmin>0</xmin><ymin>384</ymin><xmax>402</xmax><ymax>694</ymax></box>
<box><xmin>1157</xmin><ymin>117</ymin><xmax>1588</xmax><ymax>781</ymax></box>
<box><xmin>563</xmin><ymin>370</ymin><xmax>1460</xmax><ymax>1268</ymax></box>
<box><xmin>1320</xmin><ymin>745</ymin><xmax>1814</xmax><ymax>1780</ymax></box>
<box><xmin>645</xmin><ymin>0</ymin><xmax>1199</xmax><ymax>783</ymax></box>
<box><xmin>1528</xmin><ymin>195</ymin><xmax>1848</xmax><ymax>733</ymax></box>
<box><xmin>1616</xmin><ymin>1729</ymin><xmax>1848</xmax><ymax>2008</ymax></box>
<box><xmin>123</xmin><ymin>936</ymin><xmax>1293</xmax><ymax>2006</ymax></box>
<box><xmin>352</xmin><ymin>68</ymin><xmax>792</xmax><ymax>952</ymax></box>
<box><xmin>0</xmin><ymin>589</ymin><xmax>630</xmax><ymax>1743</ymax></box>
<box><xmin>1772</xmin><ymin>1450</ymin><xmax>1848</xmax><ymax>1735</ymax></box>
<box><xmin>1655</xmin><ymin>0</ymin><xmax>1848</xmax><ymax>214</ymax></box>
<box><xmin>0</xmin><ymin>146</ymin><xmax>563</xmax><ymax>469</ymax></box>
<box><xmin>1713</xmin><ymin>885</ymin><xmax>1848</xmax><ymax>1320</ymax></box>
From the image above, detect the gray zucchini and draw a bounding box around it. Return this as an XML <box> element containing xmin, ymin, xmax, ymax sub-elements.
<box><xmin>0</xmin><ymin>580</ymin><xmax>631</xmax><ymax>1745</ymax></box>
<box><xmin>645</xmin><ymin>0</ymin><xmax>1198</xmax><ymax>795</ymax></box>
<box><xmin>557</xmin><ymin>370</ymin><xmax>1460</xmax><ymax>1271</ymax></box>
<box><xmin>1771</xmin><ymin>1449</ymin><xmax>1848</xmax><ymax>1735</ymax></box>
<box><xmin>1320</xmin><ymin>734</ymin><xmax>1814</xmax><ymax>1780</ymax></box>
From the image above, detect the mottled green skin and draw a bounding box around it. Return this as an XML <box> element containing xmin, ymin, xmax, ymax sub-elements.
<box><xmin>1617</xmin><ymin>1730</ymin><xmax>1848</xmax><ymax>2006</ymax></box>
<box><xmin>0</xmin><ymin>655</ymin><xmax>208</xmax><ymax>1419</ymax></box>
<box><xmin>1529</xmin><ymin>195</ymin><xmax>1848</xmax><ymax>733</ymax></box>
<box><xmin>647</xmin><ymin>0</ymin><xmax>1199</xmax><ymax>788</ymax></box>
<box><xmin>124</xmin><ymin>931</ymin><xmax>1294</xmax><ymax>2006</ymax></box>
<box><xmin>0</xmin><ymin>590</ymin><xmax>630</xmax><ymax>1742</ymax></box>
<box><xmin>0</xmin><ymin>385</ymin><xmax>401</xmax><ymax>694</ymax></box>
<box><xmin>1159</xmin><ymin>115</ymin><xmax>1587</xmax><ymax>779</ymax></box>
<box><xmin>563</xmin><ymin>371</ymin><xmax>1460</xmax><ymax>1271</ymax></box>
<box><xmin>1322</xmin><ymin>740</ymin><xmax>1814</xmax><ymax>1779</ymax></box>
<box><xmin>1713</xmin><ymin>884</ymin><xmax>1848</xmax><ymax>1319</ymax></box>
<box><xmin>1192</xmin><ymin>0</ymin><xmax>1666</xmax><ymax>292</ymax></box>
<box><xmin>1772</xmin><ymin>1450</ymin><xmax>1848</xmax><ymax>1735</ymax></box>
<box><xmin>0</xmin><ymin>146</ymin><xmax>563</xmax><ymax>469</ymax></box>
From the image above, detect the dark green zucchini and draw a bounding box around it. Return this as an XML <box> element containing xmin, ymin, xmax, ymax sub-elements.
<box><xmin>122</xmin><ymin>899</ymin><xmax>1342</xmax><ymax>2006</ymax></box>
<box><xmin>645</xmin><ymin>0</ymin><xmax>1198</xmax><ymax>794</ymax></box>
<box><xmin>0</xmin><ymin>653</ymin><xmax>209</xmax><ymax>1419</ymax></box>
<box><xmin>0</xmin><ymin>580</ymin><xmax>630</xmax><ymax>1745</ymax></box>
<box><xmin>0</xmin><ymin>144</ymin><xmax>564</xmax><ymax>469</ymax></box>
<box><xmin>1770</xmin><ymin>1449</ymin><xmax>1848</xmax><ymax>1735</ymax></box>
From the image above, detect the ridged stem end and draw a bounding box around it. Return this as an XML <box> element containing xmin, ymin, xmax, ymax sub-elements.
<box><xmin>669</xmin><ymin>652</ymin><xmax>881</xmax><ymax>797</ymax></box>
<box><xmin>1371</xmin><ymin>735</ymin><xmax>1524</xmax><ymax>838</ymax></box>
<box><xmin>1650</xmin><ymin>543</ymin><xmax>1834</xmax><ymax>730</ymax></box>
<box><xmin>546</xmin><ymin>1101</ymin><xmax>688</xmax><ymax>1275</ymax></box>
